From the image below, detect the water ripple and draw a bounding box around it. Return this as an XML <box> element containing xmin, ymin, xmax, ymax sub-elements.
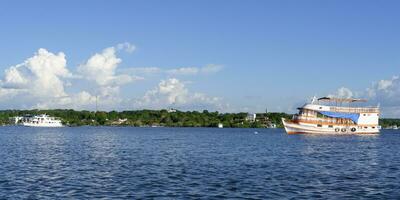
<box><xmin>0</xmin><ymin>127</ymin><xmax>399</xmax><ymax>199</ymax></box>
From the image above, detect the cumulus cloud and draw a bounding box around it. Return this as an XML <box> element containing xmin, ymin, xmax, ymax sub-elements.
<box><xmin>3</xmin><ymin>65</ymin><xmax>28</xmax><ymax>89</ymax></box>
<box><xmin>0</xmin><ymin>44</ymin><xmax>142</xmax><ymax>110</ymax></box>
<box><xmin>76</xmin><ymin>44</ymin><xmax>145</xmax><ymax>110</ymax></box>
<box><xmin>330</xmin><ymin>76</ymin><xmax>400</xmax><ymax>105</ymax></box>
<box><xmin>363</xmin><ymin>76</ymin><xmax>400</xmax><ymax>117</ymax></box>
<box><xmin>0</xmin><ymin>48</ymin><xmax>99</xmax><ymax>110</ymax></box>
<box><xmin>366</xmin><ymin>76</ymin><xmax>400</xmax><ymax>106</ymax></box>
<box><xmin>329</xmin><ymin>87</ymin><xmax>354</xmax><ymax>98</ymax></box>
<box><xmin>367</xmin><ymin>76</ymin><xmax>399</xmax><ymax>99</ymax></box>
<box><xmin>0</xmin><ymin>88</ymin><xmax>22</xmax><ymax>100</ymax></box>
<box><xmin>0</xmin><ymin>43</ymin><xmax>226</xmax><ymax>111</ymax></box>
<box><xmin>328</xmin><ymin>76</ymin><xmax>400</xmax><ymax>117</ymax></box>
<box><xmin>143</xmin><ymin>78</ymin><xmax>189</xmax><ymax>105</ymax></box>
<box><xmin>35</xmin><ymin>91</ymin><xmax>96</xmax><ymax>110</ymax></box>
<box><xmin>135</xmin><ymin>78</ymin><xmax>227</xmax><ymax>111</ymax></box>
<box><xmin>78</xmin><ymin>46</ymin><xmax>142</xmax><ymax>86</ymax></box>
<box><xmin>0</xmin><ymin>48</ymin><xmax>71</xmax><ymax>98</ymax></box>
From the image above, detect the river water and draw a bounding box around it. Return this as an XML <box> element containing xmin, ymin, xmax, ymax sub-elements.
<box><xmin>0</xmin><ymin>127</ymin><xmax>399</xmax><ymax>199</ymax></box>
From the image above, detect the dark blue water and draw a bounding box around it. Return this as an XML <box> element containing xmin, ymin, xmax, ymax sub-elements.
<box><xmin>0</xmin><ymin>127</ymin><xmax>399</xmax><ymax>199</ymax></box>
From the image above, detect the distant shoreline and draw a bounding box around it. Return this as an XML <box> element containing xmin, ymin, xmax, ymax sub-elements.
<box><xmin>2</xmin><ymin>109</ymin><xmax>290</xmax><ymax>128</ymax></box>
<box><xmin>3</xmin><ymin>125</ymin><xmax>283</xmax><ymax>129</ymax></box>
<box><xmin>2</xmin><ymin>109</ymin><xmax>400</xmax><ymax>129</ymax></box>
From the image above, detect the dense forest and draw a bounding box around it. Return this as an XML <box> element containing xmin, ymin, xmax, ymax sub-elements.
<box><xmin>379</xmin><ymin>118</ymin><xmax>400</xmax><ymax>128</ymax></box>
<box><xmin>0</xmin><ymin>109</ymin><xmax>293</xmax><ymax>128</ymax></box>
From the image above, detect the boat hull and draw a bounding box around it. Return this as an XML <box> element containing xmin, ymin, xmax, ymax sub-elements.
<box><xmin>22</xmin><ymin>122</ymin><xmax>63</xmax><ymax>127</ymax></box>
<box><xmin>281</xmin><ymin>118</ymin><xmax>379</xmax><ymax>134</ymax></box>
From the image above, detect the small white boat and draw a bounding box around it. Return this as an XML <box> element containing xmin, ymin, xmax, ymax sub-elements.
<box><xmin>22</xmin><ymin>114</ymin><xmax>63</xmax><ymax>127</ymax></box>
<box><xmin>282</xmin><ymin>97</ymin><xmax>379</xmax><ymax>134</ymax></box>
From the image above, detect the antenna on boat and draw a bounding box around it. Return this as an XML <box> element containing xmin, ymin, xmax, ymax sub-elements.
<box><xmin>311</xmin><ymin>96</ymin><xmax>317</xmax><ymax>104</ymax></box>
<box><xmin>95</xmin><ymin>95</ymin><xmax>98</xmax><ymax>113</ymax></box>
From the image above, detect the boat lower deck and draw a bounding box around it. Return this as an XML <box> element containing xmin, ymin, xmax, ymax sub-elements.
<box><xmin>282</xmin><ymin>118</ymin><xmax>379</xmax><ymax>134</ymax></box>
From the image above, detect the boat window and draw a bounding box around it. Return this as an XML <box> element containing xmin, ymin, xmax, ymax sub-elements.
<box><xmin>317</xmin><ymin>124</ymin><xmax>322</xmax><ymax>127</ymax></box>
<box><xmin>363</xmin><ymin>114</ymin><xmax>366</xmax><ymax>116</ymax></box>
<box><xmin>328</xmin><ymin>125</ymin><xmax>333</xmax><ymax>128</ymax></box>
<box><xmin>372</xmin><ymin>127</ymin><xmax>375</xmax><ymax>129</ymax></box>
<box><xmin>364</xmin><ymin>127</ymin><xmax>368</xmax><ymax>129</ymax></box>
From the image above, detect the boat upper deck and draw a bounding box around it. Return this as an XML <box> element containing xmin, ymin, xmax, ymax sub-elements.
<box><xmin>329</xmin><ymin>106</ymin><xmax>379</xmax><ymax>113</ymax></box>
<box><xmin>301</xmin><ymin>104</ymin><xmax>379</xmax><ymax>113</ymax></box>
<box><xmin>299</xmin><ymin>96</ymin><xmax>380</xmax><ymax>114</ymax></box>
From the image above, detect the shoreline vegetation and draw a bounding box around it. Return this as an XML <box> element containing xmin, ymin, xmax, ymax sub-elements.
<box><xmin>1</xmin><ymin>109</ymin><xmax>399</xmax><ymax>128</ymax></box>
<box><xmin>2</xmin><ymin>109</ymin><xmax>290</xmax><ymax>128</ymax></box>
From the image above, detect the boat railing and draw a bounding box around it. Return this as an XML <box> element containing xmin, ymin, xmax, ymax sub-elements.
<box><xmin>294</xmin><ymin>116</ymin><xmax>355</xmax><ymax>125</ymax></box>
<box><xmin>329</xmin><ymin>106</ymin><xmax>379</xmax><ymax>113</ymax></box>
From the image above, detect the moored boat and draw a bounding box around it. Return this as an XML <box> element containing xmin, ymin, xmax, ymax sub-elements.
<box><xmin>282</xmin><ymin>97</ymin><xmax>379</xmax><ymax>134</ymax></box>
<box><xmin>22</xmin><ymin>114</ymin><xmax>63</xmax><ymax>127</ymax></box>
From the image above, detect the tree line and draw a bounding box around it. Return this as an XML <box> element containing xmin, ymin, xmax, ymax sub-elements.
<box><xmin>0</xmin><ymin>109</ymin><xmax>292</xmax><ymax>128</ymax></box>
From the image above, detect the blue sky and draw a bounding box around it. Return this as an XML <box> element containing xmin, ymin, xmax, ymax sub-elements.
<box><xmin>0</xmin><ymin>1</ymin><xmax>399</xmax><ymax>116</ymax></box>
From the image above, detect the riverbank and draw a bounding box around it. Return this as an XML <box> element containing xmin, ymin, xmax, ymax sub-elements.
<box><xmin>1</xmin><ymin>109</ymin><xmax>291</xmax><ymax>128</ymax></box>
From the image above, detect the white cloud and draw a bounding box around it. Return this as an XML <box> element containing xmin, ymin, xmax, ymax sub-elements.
<box><xmin>330</xmin><ymin>76</ymin><xmax>400</xmax><ymax>117</ymax></box>
<box><xmin>166</xmin><ymin>67</ymin><xmax>199</xmax><ymax>76</ymax></box>
<box><xmin>329</xmin><ymin>87</ymin><xmax>354</xmax><ymax>98</ymax></box>
<box><xmin>367</xmin><ymin>76</ymin><xmax>399</xmax><ymax>97</ymax></box>
<box><xmin>0</xmin><ymin>45</ymin><xmax>140</xmax><ymax>110</ymax></box>
<box><xmin>78</xmin><ymin>47</ymin><xmax>122</xmax><ymax>86</ymax></box>
<box><xmin>3</xmin><ymin>65</ymin><xmax>28</xmax><ymax>89</ymax></box>
<box><xmin>366</xmin><ymin>76</ymin><xmax>400</xmax><ymax>107</ymax></box>
<box><xmin>0</xmin><ymin>88</ymin><xmax>23</xmax><ymax>100</ymax></box>
<box><xmin>135</xmin><ymin>78</ymin><xmax>227</xmax><ymax>111</ymax></box>
<box><xmin>366</xmin><ymin>76</ymin><xmax>400</xmax><ymax>117</ymax></box>
<box><xmin>138</xmin><ymin>78</ymin><xmax>189</xmax><ymax>106</ymax></box>
<box><xmin>121</xmin><ymin>67</ymin><xmax>162</xmax><ymax>75</ymax></box>
<box><xmin>1</xmin><ymin>48</ymin><xmax>70</xmax><ymax>98</ymax></box>
<box><xmin>78</xmin><ymin>46</ymin><xmax>143</xmax><ymax>86</ymax></box>
<box><xmin>35</xmin><ymin>91</ymin><xmax>96</xmax><ymax>110</ymax></box>
<box><xmin>76</xmin><ymin>44</ymin><xmax>145</xmax><ymax>110</ymax></box>
<box><xmin>119</xmin><ymin>64</ymin><xmax>223</xmax><ymax>78</ymax></box>
<box><xmin>0</xmin><ymin>48</ymin><xmax>97</xmax><ymax>109</ymax></box>
<box><xmin>377</xmin><ymin>78</ymin><xmax>395</xmax><ymax>90</ymax></box>
<box><xmin>78</xmin><ymin>46</ymin><xmax>141</xmax><ymax>98</ymax></box>
<box><xmin>0</xmin><ymin>44</ymin><xmax>227</xmax><ymax>112</ymax></box>
<box><xmin>165</xmin><ymin>64</ymin><xmax>223</xmax><ymax>76</ymax></box>
<box><xmin>117</xmin><ymin>42</ymin><xmax>136</xmax><ymax>53</ymax></box>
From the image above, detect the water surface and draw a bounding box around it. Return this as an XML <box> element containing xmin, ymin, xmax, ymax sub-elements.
<box><xmin>0</xmin><ymin>127</ymin><xmax>399</xmax><ymax>199</ymax></box>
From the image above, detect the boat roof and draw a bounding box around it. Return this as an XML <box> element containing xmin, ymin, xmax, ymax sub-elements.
<box><xmin>317</xmin><ymin>97</ymin><xmax>367</xmax><ymax>103</ymax></box>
